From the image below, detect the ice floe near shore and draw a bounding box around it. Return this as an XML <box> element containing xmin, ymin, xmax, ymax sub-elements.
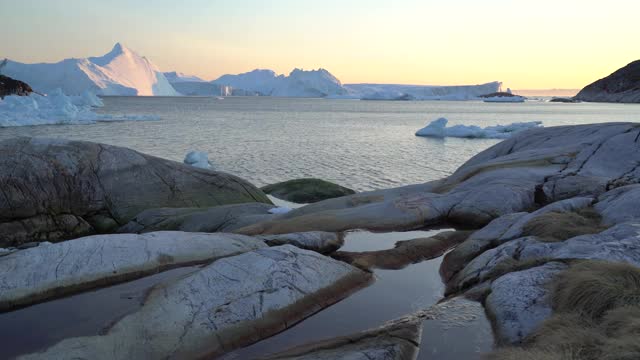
<box><xmin>0</xmin><ymin>89</ymin><xmax>158</xmax><ymax>127</ymax></box>
<box><xmin>415</xmin><ymin>118</ymin><xmax>542</xmax><ymax>139</ymax></box>
<box><xmin>183</xmin><ymin>151</ymin><xmax>212</xmax><ymax>169</ymax></box>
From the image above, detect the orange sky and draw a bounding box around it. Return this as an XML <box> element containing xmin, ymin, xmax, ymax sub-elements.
<box><xmin>1</xmin><ymin>0</ymin><xmax>638</xmax><ymax>89</ymax></box>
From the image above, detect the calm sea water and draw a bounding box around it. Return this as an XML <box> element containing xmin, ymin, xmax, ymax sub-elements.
<box><xmin>1</xmin><ymin>97</ymin><xmax>639</xmax><ymax>191</ymax></box>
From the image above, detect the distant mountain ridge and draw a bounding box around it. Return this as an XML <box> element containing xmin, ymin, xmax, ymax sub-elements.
<box><xmin>2</xmin><ymin>43</ymin><xmax>177</xmax><ymax>96</ymax></box>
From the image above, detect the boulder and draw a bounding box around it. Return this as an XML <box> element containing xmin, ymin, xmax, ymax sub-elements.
<box><xmin>595</xmin><ymin>184</ymin><xmax>640</xmax><ymax>225</ymax></box>
<box><xmin>19</xmin><ymin>245</ymin><xmax>372</xmax><ymax>360</ymax></box>
<box><xmin>0</xmin><ymin>137</ymin><xmax>271</xmax><ymax>247</ymax></box>
<box><xmin>0</xmin><ymin>231</ymin><xmax>266</xmax><ymax>311</ymax></box>
<box><xmin>237</xmin><ymin>123</ymin><xmax>640</xmax><ymax>236</ymax></box>
<box><xmin>259</xmin><ymin>316</ymin><xmax>422</xmax><ymax>360</ymax></box>
<box><xmin>119</xmin><ymin>202</ymin><xmax>276</xmax><ymax>234</ymax></box>
<box><xmin>574</xmin><ymin>60</ymin><xmax>640</xmax><ymax>103</ymax></box>
<box><xmin>257</xmin><ymin>232</ymin><xmax>343</xmax><ymax>254</ymax></box>
<box><xmin>261</xmin><ymin>178</ymin><xmax>356</xmax><ymax>203</ymax></box>
<box><xmin>485</xmin><ymin>262</ymin><xmax>568</xmax><ymax>344</ymax></box>
<box><xmin>0</xmin><ymin>74</ymin><xmax>33</xmax><ymax>98</ymax></box>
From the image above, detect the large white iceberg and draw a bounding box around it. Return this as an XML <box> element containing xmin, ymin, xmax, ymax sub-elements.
<box><xmin>415</xmin><ymin>118</ymin><xmax>542</xmax><ymax>139</ymax></box>
<box><xmin>2</xmin><ymin>43</ymin><xmax>178</xmax><ymax>96</ymax></box>
<box><xmin>0</xmin><ymin>89</ymin><xmax>158</xmax><ymax>127</ymax></box>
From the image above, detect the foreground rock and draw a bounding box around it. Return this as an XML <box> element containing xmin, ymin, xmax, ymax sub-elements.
<box><xmin>485</xmin><ymin>262</ymin><xmax>568</xmax><ymax>344</ymax></box>
<box><xmin>574</xmin><ymin>60</ymin><xmax>640</xmax><ymax>103</ymax></box>
<box><xmin>257</xmin><ymin>232</ymin><xmax>343</xmax><ymax>254</ymax></box>
<box><xmin>119</xmin><ymin>202</ymin><xmax>276</xmax><ymax>234</ymax></box>
<box><xmin>0</xmin><ymin>137</ymin><xmax>271</xmax><ymax>247</ymax></box>
<box><xmin>0</xmin><ymin>231</ymin><xmax>266</xmax><ymax>311</ymax></box>
<box><xmin>0</xmin><ymin>74</ymin><xmax>33</xmax><ymax>98</ymax></box>
<box><xmin>261</xmin><ymin>178</ymin><xmax>356</xmax><ymax>203</ymax></box>
<box><xmin>238</xmin><ymin>123</ymin><xmax>640</xmax><ymax>235</ymax></box>
<box><xmin>20</xmin><ymin>245</ymin><xmax>372</xmax><ymax>360</ymax></box>
<box><xmin>260</xmin><ymin>316</ymin><xmax>422</xmax><ymax>360</ymax></box>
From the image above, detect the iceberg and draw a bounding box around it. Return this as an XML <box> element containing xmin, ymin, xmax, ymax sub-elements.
<box><xmin>344</xmin><ymin>82</ymin><xmax>502</xmax><ymax>101</ymax></box>
<box><xmin>415</xmin><ymin>118</ymin><xmax>542</xmax><ymax>139</ymax></box>
<box><xmin>213</xmin><ymin>68</ymin><xmax>347</xmax><ymax>97</ymax></box>
<box><xmin>0</xmin><ymin>89</ymin><xmax>159</xmax><ymax>127</ymax></box>
<box><xmin>183</xmin><ymin>151</ymin><xmax>212</xmax><ymax>169</ymax></box>
<box><xmin>2</xmin><ymin>43</ymin><xmax>178</xmax><ymax>96</ymax></box>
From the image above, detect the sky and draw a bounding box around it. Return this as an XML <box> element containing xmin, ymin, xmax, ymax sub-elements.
<box><xmin>0</xmin><ymin>0</ymin><xmax>638</xmax><ymax>89</ymax></box>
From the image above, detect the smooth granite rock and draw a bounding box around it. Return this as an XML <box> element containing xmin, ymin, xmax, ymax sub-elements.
<box><xmin>258</xmin><ymin>232</ymin><xmax>343</xmax><ymax>254</ymax></box>
<box><xmin>260</xmin><ymin>316</ymin><xmax>422</xmax><ymax>360</ymax></box>
<box><xmin>595</xmin><ymin>184</ymin><xmax>640</xmax><ymax>225</ymax></box>
<box><xmin>237</xmin><ymin>123</ymin><xmax>640</xmax><ymax>235</ymax></box>
<box><xmin>0</xmin><ymin>137</ymin><xmax>271</xmax><ymax>247</ymax></box>
<box><xmin>119</xmin><ymin>202</ymin><xmax>276</xmax><ymax>234</ymax></box>
<box><xmin>485</xmin><ymin>262</ymin><xmax>568</xmax><ymax>344</ymax></box>
<box><xmin>19</xmin><ymin>245</ymin><xmax>372</xmax><ymax>360</ymax></box>
<box><xmin>0</xmin><ymin>231</ymin><xmax>266</xmax><ymax>311</ymax></box>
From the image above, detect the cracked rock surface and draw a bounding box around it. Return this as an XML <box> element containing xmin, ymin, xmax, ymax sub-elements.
<box><xmin>119</xmin><ymin>202</ymin><xmax>276</xmax><ymax>234</ymax></box>
<box><xmin>237</xmin><ymin>123</ymin><xmax>640</xmax><ymax>235</ymax></box>
<box><xmin>19</xmin><ymin>245</ymin><xmax>372</xmax><ymax>360</ymax></box>
<box><xmin>0</xmin><ymin>137</ymin><xmax>271</xmax><ymax>247</ymax></box>
<box><xmin>0</xmin><ymin>231</ymin><xmax>266</xmax><ymax>311</ymax></box>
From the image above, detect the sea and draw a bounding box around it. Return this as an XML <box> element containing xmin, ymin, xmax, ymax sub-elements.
<box><xmin>1</xmin><ymin>97</ymin><xmax>639</xmax><ymax>192</ymax></box>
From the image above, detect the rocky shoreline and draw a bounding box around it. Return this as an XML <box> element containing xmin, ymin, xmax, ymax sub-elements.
<box><xmin>2</xmin><ymin>122</ymin><xmax>640</xmax><ymax>359</ymax></box>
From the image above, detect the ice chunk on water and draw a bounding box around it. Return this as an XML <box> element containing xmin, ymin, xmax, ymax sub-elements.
<box><xmin>268</xmin><ymin>207</ymin><xmax>292</xmax><ymax>214</ymax></box>
<box><xmin>0</xmin><ymin>89</ymin><xmax>158</xmax><ymax>127</ymax></box>
<box><xmin>416</xmin><ymin>118</ymin><xmax>542</xmax><ymax>139</ymax></box>
<box><xmin>184</xmin><ymin>151</ymin><xmax>212</xmax><ymax>169</ymax></box>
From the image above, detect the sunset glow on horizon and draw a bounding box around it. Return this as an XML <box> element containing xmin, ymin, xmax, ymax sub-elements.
<box><xmin>1</xmin><ymin>0</ymin><xmax>638</xmax><ymax>89</ymax></box>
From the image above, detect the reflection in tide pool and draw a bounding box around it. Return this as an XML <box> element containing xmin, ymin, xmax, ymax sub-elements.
<box><xmin>223</xmin><ymin>230</ymin><xmax>493</xmax><ymax>360</ymax></box>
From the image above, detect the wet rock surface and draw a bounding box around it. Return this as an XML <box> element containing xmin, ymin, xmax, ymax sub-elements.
<box><xmin>19</xmin><ymin>245</ymin><xmax>371</xmax><ymax>360</ymax></box>
<box><xmin>260</xmin><ymin>316</ymin><xmax>422</xmax><ymax>360</ymax></box>
<box><xmin>261</xmin><ymin>178</ymin><xmax>356</xmax><ymax>204</ymax></box>
<box><xmin>0</xmin><ymin>231</ymin><xmax>266</xmax><ymax>311</ymax></box>
<box><xmin>258</xmin><ymin>231</ymin><xmax>344</xmax><ymax>254</ymax></box>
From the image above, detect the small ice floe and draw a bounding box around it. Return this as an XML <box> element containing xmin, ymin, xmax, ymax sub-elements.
<box><xmin>183</xmin><ymin>151</ymin><xmax>213</xmax><ymax>169</ymax></box>
<box><xmin>415</xmin><ymin>118</ymin><xmax>542</xmax><ymax>139</ymax></box>
<box><xmin>268</xmin><ymin>206</ymin><xmax>292</xmax><ymax>214</ymax></box>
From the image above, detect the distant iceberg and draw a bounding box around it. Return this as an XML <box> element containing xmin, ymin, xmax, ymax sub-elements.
<box><xmin>0</xmin><ymin>89</ymin><xmax>158</xmax><ymax>127</ymax></box>
<box><xmin>344</xmin><ymin>82</ymin><xmax>502</xmax><ymax>101</ymax></box>
<box><xmin>415</xmin><ymin>118</ymin><xmax>542</xmax><ymax>139</ymax></box>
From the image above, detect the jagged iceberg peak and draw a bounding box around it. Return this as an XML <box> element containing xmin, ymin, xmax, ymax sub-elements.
<box><xmin>289</xmin><ymin>68</ymin><xmax>343</xmax><ymax>85</ymax></box>
<box><xmin>2</xmin><ymin>43</ymin><xmax>178</xmax><ymax>96</ymax></box>
<box><xmin>89</xmin><ymin>43</ymin><xmax>136</xmax><ymax>66</ymax></box>
<box><xmin>163</xmin><ymin>71</ymin><xmax>206</xmax><ymax>83</ymax></box>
